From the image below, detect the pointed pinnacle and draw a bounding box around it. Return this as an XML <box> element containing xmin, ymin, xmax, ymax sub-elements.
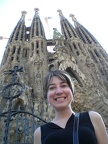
<box><xmin>21</xmin><ymin>11</ymin><xmax>27</xmax><ymax>18</ymax></box>
<box><xmin>69</xmin><ymin>14</ymin><xmax>77</xmax><ymax>22</ymax></box>
<box><xmin>57</xmin><ymin>9</ymin><xmax>63</xmax><ymax>16</ymax></box>
<box><xmin>34</xmin><ymin>8</ymin><xmax>39</xmax><ymax>17</ymax></box>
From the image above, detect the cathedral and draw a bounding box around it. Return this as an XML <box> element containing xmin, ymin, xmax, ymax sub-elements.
<box><xmin>0</xmin><ymin>8</ymin><xmax>108</xmax><ymax>143</ymax></box>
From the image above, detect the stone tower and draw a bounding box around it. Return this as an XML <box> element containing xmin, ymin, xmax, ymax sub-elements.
<box><xmin>0</xmin><ymin>8</ymin><xmax>108</xmax><ymax>143</ymax></box>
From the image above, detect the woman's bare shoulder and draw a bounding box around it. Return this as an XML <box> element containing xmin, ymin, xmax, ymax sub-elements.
<box><xmin>34</xmin><ymin>127</ymin><xmax>41</xmax><ymax>144</ymax></box>
<box><xmin>89</xmin><ymin>111</ymin><xmax>101</xmax><ymax>120</ymax></box>
<box><xmin>89</xmin><ymin>111</ymin><xmax>108</xmax><ymax>144</ymax></box>
<box><xmin>88</xmin><ymin>110</ymin><xmax>105</xmax><ymax>129</ymax></box>
<box><xmin>34</xmin><ymin>127</ymin><xmax>41</xmax><ymax>134</ymax></box>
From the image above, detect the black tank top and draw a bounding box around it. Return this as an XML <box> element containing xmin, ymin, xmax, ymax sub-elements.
<box><xmin>41</xmin><ymin>111</ymin><xmax>97</xmax><ymax>144</ymax></box>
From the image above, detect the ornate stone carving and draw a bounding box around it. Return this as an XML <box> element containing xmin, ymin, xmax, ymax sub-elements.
<box><xmin>54</xmin><ymin>46</ymin><xmax>86</xmax><ymax>81</ymax></box>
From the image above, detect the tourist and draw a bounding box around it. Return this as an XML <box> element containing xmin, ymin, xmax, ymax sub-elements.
<box><xmin>34</xmin><ymin>70</ymin><xmax>108</xmax><ymax>144</ymax></box>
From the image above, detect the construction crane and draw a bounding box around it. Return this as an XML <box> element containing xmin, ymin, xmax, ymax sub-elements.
<box><xmin>44</xmin><ymin>16</ymin><xmax>54</xmax><ymax>53</ymax></box>
<box><xmin>0</xmin><ymin>36</ymin><xmax>9</xmax><ymax>40</ymax></box>
<box><xmin>44</xmin><ymin>16</ymin><xmax>52</xmax><ymax>39</ymax></box>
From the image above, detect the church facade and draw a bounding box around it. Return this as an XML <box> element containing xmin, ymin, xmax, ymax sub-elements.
<box><xmin>0</xmin><ymin>8</ymin><xmax>108</xmax><ymax>143</ymax></box>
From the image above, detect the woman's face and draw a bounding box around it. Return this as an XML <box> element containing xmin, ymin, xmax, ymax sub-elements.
<box><xmin>47</xmin><ymin>76</ymin><xmax>73</xmax><ymax>111</ymax></box>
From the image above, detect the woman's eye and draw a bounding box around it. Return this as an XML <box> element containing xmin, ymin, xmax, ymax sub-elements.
<box><xmin>49</xmin><ymin>86</ymin><xmax>55</xmax><ymax>90</ymax></box>
<box><xmin>61</xmin><ymin>84</ymin><xmax>68</xmax><ymax>87</ymax></box>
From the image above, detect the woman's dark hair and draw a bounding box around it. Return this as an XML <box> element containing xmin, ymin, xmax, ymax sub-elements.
<box><xmin>43</xmin><ymin>70</ymin><xmax>74</xmax><ymax>99</ymax></box>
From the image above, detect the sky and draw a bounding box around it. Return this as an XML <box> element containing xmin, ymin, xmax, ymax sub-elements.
<box><xmin>0</xmin><ymin>0</ymin><xmax>108</xmax><ymax>63</ymax></box>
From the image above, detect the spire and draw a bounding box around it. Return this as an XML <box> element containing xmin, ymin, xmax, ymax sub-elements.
<box><xmin>57</xmin><ymin>9</ymin><xmax>63</xmax><ymax>16</ymax></box>
<box><xmin>8</xmin><ymin>11</ymin><xmax>27</xmax><ymax>43</ymax></box>
<box><xmin>57</xmin><ymin>10</ymin><xmax>78</xmax><ymax>39</ymax></box>
<box><xmin>34</xmin><ymin>8</ymin><xmax>39</xmax><ymax>18</ymax></box>
<box><xmin>21</xmin><ymin>11</ymin><xmax>27</xmax><ymax>21</ymax></box>
<box><xmin>70</xmin><ymin>14</ymin><xmax>99</xmax><ymax>44</ymax></box>
<box><xmin>69</xmin><ymin>14</ymin><xmax>80</xmax><ymax>27</ymax></box>
<box><xmin>29</xmin><ymin>8</ymin><xmax>47</xmax><ymax>58</ymax></box>
<box><xmin>30</xmin><ymin>8</ymin><xmax>46</xmax><ymax>38</ymax></box>
<box><xmin>57</xmin><ymin>9</ymin><xmax>66</xmax><ymax>21</ymax></box>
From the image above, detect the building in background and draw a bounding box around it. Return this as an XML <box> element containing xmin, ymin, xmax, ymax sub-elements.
<box><xmin>0</xmin><ymin>8</ymin><xmax>108</xmax><ymax>143</ymax></box>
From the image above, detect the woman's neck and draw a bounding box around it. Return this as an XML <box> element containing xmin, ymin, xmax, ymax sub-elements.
<box><xmin>54</xmin><ymin>107</ymin><xmax>74</xmax><ymax>121</ymax></box>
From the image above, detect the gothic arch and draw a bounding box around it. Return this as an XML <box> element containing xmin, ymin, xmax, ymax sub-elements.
<box><xmin>12</xmin><ymin>98</ymin><xmax>25</xmax><ymax>110</ymax></box>
<box><xmin>66</xmin><ymin>67</ymin><xmax>83</xmax><ymax>87</ymax></box>
<box><xmin>49</xmin><ymin>64</ymin><xmax>54</xmax><ymax>71</ymax></box>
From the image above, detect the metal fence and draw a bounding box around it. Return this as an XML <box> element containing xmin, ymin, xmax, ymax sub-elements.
<box><xmin>0</xmin><ymin>66</ymin><xmax>46</xmax><ymax>144</ymax></box>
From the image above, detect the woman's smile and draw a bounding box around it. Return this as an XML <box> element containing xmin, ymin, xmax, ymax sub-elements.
<box><xmin>55</xmin><ymin>97</ymin><xmax>66</xmax><ymax>101</ymax></box>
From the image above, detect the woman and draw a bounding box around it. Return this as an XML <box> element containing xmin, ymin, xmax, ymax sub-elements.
<box><xmin>34</xmin><ymin>70</ymin><xmax>108</xmax><ymax>144</ymax></box>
